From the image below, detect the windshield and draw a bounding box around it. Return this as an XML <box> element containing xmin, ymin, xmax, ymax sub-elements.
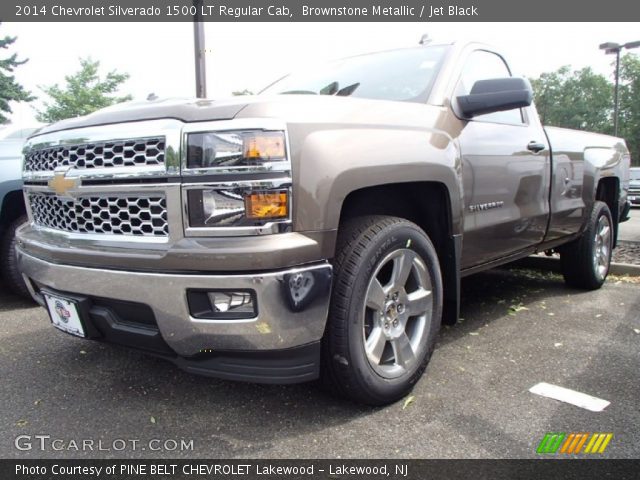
<box><xmin>261</xmin><ymin>46</ymin><xmax>448</xmax><ymax>103</ymax></box>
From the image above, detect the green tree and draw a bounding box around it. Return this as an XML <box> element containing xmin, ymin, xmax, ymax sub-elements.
<box><xmin>0</xmin><ymin>24</ymin><xmax>35</xmax><ymax>124</ymax></box>
<box><xmin>36</xmin><ymin>58</ymin><xmax>131</xmax><ymax>123</ymax></box>
<box><xmin>232</xmin><ymin>89</ymin><xmax>253</xmax><ymax>96</ymax></box>
<box><xmin>618</xmin><ymin>53</ymin><xmax>640</xmax><ymax>163</ymax></box>
<box><xmin>530</xmin><ymin>66</ymin><xmax>612</xmax><ymax>134</ymax></box>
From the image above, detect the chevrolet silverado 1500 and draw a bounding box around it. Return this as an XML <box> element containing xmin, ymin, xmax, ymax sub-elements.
<box><xmin>16</xmin><ymin>42</ymin><xmax>631</xmax><ymax>404</ymax></box>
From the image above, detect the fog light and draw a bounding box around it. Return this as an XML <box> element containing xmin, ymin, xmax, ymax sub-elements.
<box><xmin>187</xmin><ymin>290</ymin><xmax>257</xmax><ymax>320</ymax></box>
<box><xmin>208</xmin><ymin>291</ymin><xmax>254</xmax><ymax>314</ymax></box>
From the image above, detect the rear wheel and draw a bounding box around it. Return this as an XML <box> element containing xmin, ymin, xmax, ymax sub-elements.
<box><xmin>560</xmin><ymin>201</ymin><xmax>613</xmax><ymax>290</ymax></box>
<box><xmin>322</xmin><ymin>215</ymin><xmax>442</xmax><ymax>405</ymax></box>
<box><xmin>1</xmin><ymin>215</ymin><xmax>31</xmax><ymax>299</ymax></box>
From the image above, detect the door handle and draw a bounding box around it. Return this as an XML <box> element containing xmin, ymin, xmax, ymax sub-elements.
<box><xmin>527</xmin><ymin>141</ymin><xmax>546</xmax><ymax>153</ymax></box>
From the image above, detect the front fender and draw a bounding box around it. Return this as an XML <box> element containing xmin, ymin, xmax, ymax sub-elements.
<box><xmin>291</xmin><ymin>126</ymin><xmax>462</xmax><ymax>234</ymax></box>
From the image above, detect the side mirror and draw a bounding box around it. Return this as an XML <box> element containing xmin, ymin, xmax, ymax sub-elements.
<box><xmin>456</xmin><ymin>77</ymin><xmax>533</xmax><ymax>118</ymax></box>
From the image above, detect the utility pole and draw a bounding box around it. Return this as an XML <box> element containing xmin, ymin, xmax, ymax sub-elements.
<box><xmin>599</xmin><ymin>40</ymin><xmax>640</xmax><ymax>137</ymax></box>
<box><xmin>193</xmin><ymin>0</ymin><xmax>207</xmax><ymax>98</ymax></box>
<box><xmin>613</xmin><ymin>48</ymin><xmax>620</xmax><ymax>137</ymax></box>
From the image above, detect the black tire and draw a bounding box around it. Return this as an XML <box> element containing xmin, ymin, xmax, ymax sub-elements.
<box><xmin>1</xmin><ymin>215</ymin><xmax>31</xmax><ymax>299</ymax></box>
<box><xmin>322</xmin><ymin>215</ymin><xmax>442</xmax><ymax>405</ymax></box>
<box><xmin>560</xmin><ymin>201</ymin><xmax>613</xmax><ymax>290</ymax></box>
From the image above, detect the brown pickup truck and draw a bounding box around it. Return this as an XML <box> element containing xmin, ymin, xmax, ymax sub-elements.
<box><xmin>17</xmin><ymin>41</ymin><xmax>631</xmax><ymax>405</ymax></box>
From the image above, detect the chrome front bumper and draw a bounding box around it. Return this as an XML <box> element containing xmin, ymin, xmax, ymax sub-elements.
<box><xmin>17</xmin><ymin>249</ymin><xmax>332</xmax><ymax>356</ymax></box>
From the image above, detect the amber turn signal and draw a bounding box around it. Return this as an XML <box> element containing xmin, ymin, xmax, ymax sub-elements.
<box><xmin>245</xmin><ymin>191</ymin><xmax>289</xmax><ymax>220</ymax></box>
<box><xmin>243</xmin><ymin>132</ymin><xmax>286</xmax><ymax>160</ymax></box>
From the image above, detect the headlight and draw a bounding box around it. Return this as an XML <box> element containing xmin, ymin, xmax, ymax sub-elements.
<box><xmin>186</xmin><ymin>130</ymin><xmax>287</xmax><ymax>170</ymax></box>
<box><xmin>183</xmin><ymin>124</ymin><xmax>292</xmax><ymax>236</ymax></box>
<box><xmin>186</xmin><ymin>184</ymin><xmax>291</xmax><ymax>230</ymax></box>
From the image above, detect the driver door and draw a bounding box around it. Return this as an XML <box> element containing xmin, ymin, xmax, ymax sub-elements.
<box><xmin>456</xmin><ymin>50</ymin><xmax>551</xmax><ymax>269</ymax></box>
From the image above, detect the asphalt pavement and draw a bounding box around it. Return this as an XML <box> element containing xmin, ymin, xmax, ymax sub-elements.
<box><xmin>1</xmin><ymin>265</ymin><xmax>638</xmax><ymax>459</ymax></box>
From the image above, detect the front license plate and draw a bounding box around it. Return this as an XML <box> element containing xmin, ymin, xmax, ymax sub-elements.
<box><xmin>44</xmin><ymin>293</ymin><xmax>86</xmax><ymax>338</ymax></box>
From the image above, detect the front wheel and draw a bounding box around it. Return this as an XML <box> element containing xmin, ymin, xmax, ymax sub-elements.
<box><xmin>322</xmin><ymin>216</ymin><xmax>442</xmax><ymax>405</ymax></box>
<box><xmin>560</xmin><ymin>201</ymin><xmax>613</xmax><ymax>290</ymax></box>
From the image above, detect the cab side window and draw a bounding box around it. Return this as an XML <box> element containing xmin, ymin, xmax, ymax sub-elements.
<box><xmin>456</xmin><ymin>50</ymin><xmax>525</xmax><ymax>125</ymax></box>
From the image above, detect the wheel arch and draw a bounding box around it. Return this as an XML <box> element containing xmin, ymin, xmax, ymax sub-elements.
<box><xmin>596</xmin><ymin>176</ymin><xmax>620</xmax><ymax>247</ymax></box>
<box><xmin>337</xmin><ymin>182</ymin><xmax>461</xmax><ymax>325</ymax></box>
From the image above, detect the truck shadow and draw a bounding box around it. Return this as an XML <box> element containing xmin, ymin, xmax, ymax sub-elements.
<box><xmin>438</xmin><ymin>263</ymin><xmax>575</xmax><ymax>346</ymax></box>
<box><xmin>0</xmin><ymin>283</ymin><xmax>38</xmax><ymax>312</ymax></box>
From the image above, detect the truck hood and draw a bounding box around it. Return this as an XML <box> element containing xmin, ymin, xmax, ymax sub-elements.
<box><xmin>236</xmin><ymin>94</ymin><xmax>448</xmax><ymax>131</ymax></box>
<box><xmin>35</xmin><ymin>95</ymin><xmax>449</xmax><ymax>138</ymax></box>
<box><xmin>34</xmin><ymin>97</ymin><xmax>252</xmax><ymax>136</ymax></box>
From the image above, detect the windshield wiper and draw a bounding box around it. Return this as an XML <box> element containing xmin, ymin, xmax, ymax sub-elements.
<box><xmin>337</xmin><ymin>82</ymin><xmax>360</xmax><ymax>96</ymax></box>
<box><xmin>319</xmin><ymin>81</ymin><xmax>360</xmax><ymax>97</ymax></box>
<box><xmin>319</xmin><ymin>81</ymin><xmax>339</xmax><ymax>95</ymax></box>
<box><xmin>280</xmin><ymin>81</ymin><xmax>360</xmax><ymax>97</ymax></box>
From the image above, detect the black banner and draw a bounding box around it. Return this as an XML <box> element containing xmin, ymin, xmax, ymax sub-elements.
<box><xmin>2</xmin><ymin>459</ymin><xmax>640</xmax><ymax>480</ymax></box>
<box><xmin>2</xmin><ymin>0</ymin><xmax>640</xmax><ymax>22</ymax></box>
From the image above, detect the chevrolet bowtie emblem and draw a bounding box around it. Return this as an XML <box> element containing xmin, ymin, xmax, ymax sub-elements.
<box><xmin>48</xmin><ymin>172</ymin><xmax>77</xmax><ymax>196</ymax></box>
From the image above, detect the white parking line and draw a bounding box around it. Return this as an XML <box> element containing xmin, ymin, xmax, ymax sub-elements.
<box><xmin>529</xmin><ymin>382</ymin><xmax>610</xmax><ymax>412</ymax></box>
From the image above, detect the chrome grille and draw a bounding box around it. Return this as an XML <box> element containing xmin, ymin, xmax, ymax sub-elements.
<box><xmin>29</xmin><ymin>193</ymin><xmax>168</xmax><ymax>237</ymax></box>
<box><xmin>25</xmin><ymin>137</ymin><xmax>165</xmax><ymax>172</ymax></box>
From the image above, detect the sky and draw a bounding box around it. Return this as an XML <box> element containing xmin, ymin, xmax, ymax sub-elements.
<box><xmin>3</xmin><ymin>22</ymin><xmax>640</xmax><ymax>125</ymax></box>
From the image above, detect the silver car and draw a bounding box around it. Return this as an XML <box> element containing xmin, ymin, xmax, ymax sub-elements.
<box><xmin>0</xmin><ymin>125</ymin><xmax>42</xmax><ymax>297</ymax></box>
<box><xmin>630</xmin><ymin>167</ymin><xmax>640</xmax><ymax>206</ymax></box>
